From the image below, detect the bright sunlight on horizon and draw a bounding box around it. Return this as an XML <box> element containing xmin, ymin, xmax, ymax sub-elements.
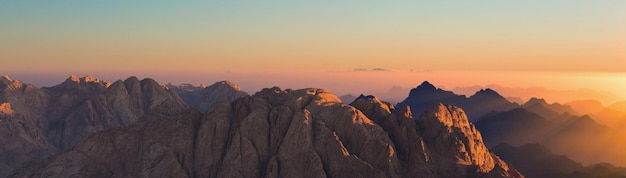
<box><xmin>1</xmin><ymin>1</ymin><xmax>625</xmax><ymax>104</ymax></box>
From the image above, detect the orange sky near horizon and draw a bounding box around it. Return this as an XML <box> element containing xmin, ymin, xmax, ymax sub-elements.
<box><xmin>4</xmin><ymin>70</ymin><xmax>625</xmax><ymax>106</ymax></box>
<box><xmin>1</xmin><ymin>1</ymin><xmax>625</xmax><ymax>104</ymax></box>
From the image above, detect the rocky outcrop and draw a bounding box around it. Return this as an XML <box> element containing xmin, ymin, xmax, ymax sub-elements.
<box><xmin>10</xmin><ymin>88</ymin><xmax>522</xmax><ymax>178</ymax></box>
<box><xmin>416</xmin><ymin>104</ymin><xmax>496</xmax><ymax>175</ymax></box>
<box><xmin>43</xmin><ymin>76</ymin><xmax>186</xmax><ymax>150</ymax></box>
<box><xmin>353</xmin><ymin>96</ymin><xmax>521</xmax><ymax>177</ymax></box>
<box><xmin>167</xmin><ymin>81</ymin><xmax>248</xmax><ymax>112</ymax></box>
<box><xmin>0</xmin><ymin>75</ymin><xmax>186</xmax><ymax>177</ymax></box>
<box><xmin>0</xmin><ymin>76</ymin><xmax>55</xmax><ymax>178</ymax></box>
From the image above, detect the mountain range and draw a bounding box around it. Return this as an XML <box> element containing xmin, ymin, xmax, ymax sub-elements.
<box><xmin>3</xmin><ymin>74</ymin><xmax>626</xmax><ymax>177</ymax></box>
<box><xmin>7</xmin><ymin>83</ymin><xmax>522</xmax><ymax>177</ymax></box>
<box><xmin>383</xmin><ymin>80</ymin><xmax>626</xmax><ymax>167</ymax></box>
<box><xmin>492</xmin><ymin>143</ymin><xmax>626</xmax><ymax>178</ymax></box>
<box><xmin>396</xmin><ymin>81</ymin><xmax>519</xmax><ymax>121</ymax></box>
<box><xmin>0</xmin><ymin>75</ymin><xmax>245</xmax><ymax>177</ymax></box>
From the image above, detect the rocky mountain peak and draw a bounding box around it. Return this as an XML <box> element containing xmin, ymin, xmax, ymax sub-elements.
<box><xmin>0</xmin><ymin>75</ymin><xmax>24</xmax><ymax>90</ymax></box>
<box><xmin>417</xmin><ymin>103</ymin><xmax>496</xmax><ymax>172</ymax></box>
<box><xmin>525</xmin><ymin>97</ymin><xmax>548</xmax><ymax>106</ymax></box>
<box><xmin>351</xmin><ymin>94</ymin><xmax>394</xmax><ymax>122</ymax></box>
<box><xmin>413</xmin><ymin>81</ymin><xmax>437</xmax><ymax>92</ymax></box>
<box><xmin>59</xmin><ymin>75</ymin><xmax>111</xmax><ymax>88</ymax></box>
<box><xmin>213</xmin><ymin>80</ymin><xmax>241</xmax><ymax>91</ymax></box>
<box><xmin>254</xmin><ymin>87</ymin><xmax>340</xmax><ymax>107</ymax></box>
<box><xmin>1</xmin><ymin>75</ymin><xmax>12</xmax><ymax>85</ymax></box>
<box><xmin>355</xmin><ymin>94</ymin><xmax>377</xmax><ymax>101</ymax></box>
<box><xmin>419</xmin><ymin>103</ymin><xmax>471</xmax><ymax>129</ymax></box>
<box><xmin>474</xmin><ymin>88</ymin><xmax>501</xmax><ymax>97</ymax></box>
<box><xmin>167</xmin><ymin>80</ymin><xmax>248</xmax><ymax>112</ymax></box>
<box><xmin>6</xmin><ymin>82</ymin><xmax>523</xmax><ymax>178</ymax></box>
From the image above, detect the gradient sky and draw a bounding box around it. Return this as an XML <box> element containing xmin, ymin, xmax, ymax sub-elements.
<box><xmin>1</xmin><ymin>1</ymin><xmax>625</xmax><ymax>102</ymax></box>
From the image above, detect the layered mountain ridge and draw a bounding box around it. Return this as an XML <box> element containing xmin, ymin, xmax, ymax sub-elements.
<box><xmin>0</xmin><ymin>75</ymin><xmax>246</xmax><ymax>177</ymax></box>
<box><xmin>8</xmin><ymin>75</ymin><xmax>626</xmax><ymax>177</ymax></box>
<box><xmin>9</xmin><ymin>86</ymin><xmax>522</xmax><ymax>177</ymax></box>
<box><xmin>167</xmin><ymin>81</ymin><xmax>248</xmax><ymax>112</ymax></box>
<box><xmin>396</xmin><ymin>81</ymin><xmax>519</xmax><ymax>121</ymax></box>
<box><xmin>395</xmin><ymin>81</ymin><xmax>626</xmax><ymax>167</ymax></box>
<box><xmin>492</xmin><ymin>143</ymin><xmax>626</xmax><ymax>178</ymax></box>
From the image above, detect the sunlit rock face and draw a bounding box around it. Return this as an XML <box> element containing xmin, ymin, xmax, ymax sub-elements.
<box><xmin>11</xmin><ymin>87</ymin><xmax>522</xmax><ymax>178</ymax></box>
<box><xmin>353</xmin><ymin>96</ymin><xmax>522</xmax><ymax>178</ymax></box>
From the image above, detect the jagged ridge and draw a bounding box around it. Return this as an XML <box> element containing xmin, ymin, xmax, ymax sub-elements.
<box><xmin>10</xmin><ymin>87</ymin><xmax>523</xmax><ymax>178</ymax></box>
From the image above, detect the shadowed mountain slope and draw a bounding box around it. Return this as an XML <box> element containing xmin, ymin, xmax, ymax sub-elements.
<box><xmin>493</xmin><ymin>143</ymin><xmax>626</xmax><ymax>178</ymax></box>
<box><xmin>396</xmin><ymin>81</ymin><xmax>518</xmax><ymax>121</ymax></box>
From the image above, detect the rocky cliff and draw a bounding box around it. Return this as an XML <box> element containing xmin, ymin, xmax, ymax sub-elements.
<box><xmin>10</xmin><ymin>87</ymin><xmax>523</xmax><ymax>178</ymax></box>
<box><xmin>0</xmin><ymin>75</ymin><xmax>186</xmax><ymax>177</ymax></box>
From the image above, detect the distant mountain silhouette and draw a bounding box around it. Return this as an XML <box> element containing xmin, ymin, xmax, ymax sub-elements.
<box><xmin>522</xmin><ymin>98</ymin><xmax>578</xmax><ymax>119</ymax></box>
<box><xmin>492</xmin><ymin>143</ymin><xmax>626</xmax><ymax>178</ymax></box>
<box><xmin>450</xmin><ymin>84</ymin><xmax>620</xmax><ymax>106</ymax></box>
<box><xmin>477</xmin><ymin>108</ymin><xmax>552</xmax><ymax>147</ymax></box>
<box><xmin>505</xmin><ymin>96</ymin><xmax>525</xmax><ymax>104</ymax></box>
<box><xmin>567</xmin><ymin>99</ymin><xmax>605</xmax><ymax>115</ymax></box>
<box><xmin>167</xmin><ymin>81</ymin><xmax>248</xmax><ymax>112</ymax></box>
<box><xmin>338</xmin><ymin>94</ymin><xmax>357</xmax><ymax>104</ymax></box>
<box><xmin>476</xmin><ymin>102</ymin><xmax>626</xmax><ymax>167</ymax></box>
<box><xmin>592</xmin><ymin>109</ymin><xmax>626</xmax><ymax>130</ymax></box>
<box><xmin>591</xmin><ymin>101</ymin><xmax>626</xmax><ymax>132</ymax></box>
<box><xmin>396</xmin><ymin>81</ymin><xmax>518</xmax><ymax>121</ymax></box>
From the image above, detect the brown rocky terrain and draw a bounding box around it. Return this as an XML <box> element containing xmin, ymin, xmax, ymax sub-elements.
<box><xmin>10</xmin><ymin>87</ymin><xmax>523</xmax><ymax>178</ymax></box>
<box><xmin>0</xmin><ymin>75</ymin><xmax>186</xmax><ymax>177</ymax></box>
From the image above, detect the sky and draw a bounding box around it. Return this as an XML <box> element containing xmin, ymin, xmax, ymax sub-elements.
<box><xmin>1</xmin><ymin>1</ymin><xmax>625</xmax><ymax>103</ymax></box>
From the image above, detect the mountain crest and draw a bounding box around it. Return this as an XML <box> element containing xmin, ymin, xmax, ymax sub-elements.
<box><xmin>474</xmin><ymin>88</ymin><xmax>500</xmax><ymax>97</ymax></box>
<box><xmin>416</xmin><ymin>81</ymin><xmax>437</xmax><ymax>91</ymax></box>
<box><xmin>1</xmin><ymin>75</ymin><xmax>12</xmax><ymax>85</ymax></box>
<box><xmin>525</xmin><ymin>97</ymin><xmax>548</xmax><ymax>106</ymax></box>
<box><xmin>212</xmin><ymin>80</ymin><xmax>241</xmax><ymax>91</ymax></box>
<box><xmin>61</xmin><ymin>75</ymin><xmax>111</xmax><ymax>88</ymax></box>
<box><xmin>355</xmin><ymin>94</ymin><xmax>377</xmax><ymax>101</ymax></box>
<box><xmin>0</xmin><ymin>75</ymin><xmax>24</xmax><ymax>89</ymax></box>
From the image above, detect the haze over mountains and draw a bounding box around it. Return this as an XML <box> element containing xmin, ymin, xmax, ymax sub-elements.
<box><xmin>2</xmin><ymin>74</ymin><xmax>626</xmax><ymax>177</ymax></box>
<box><xmin>390</xmin><ymin>79</ymin><xmax>626</xmax><ymax>168</ymax></box>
